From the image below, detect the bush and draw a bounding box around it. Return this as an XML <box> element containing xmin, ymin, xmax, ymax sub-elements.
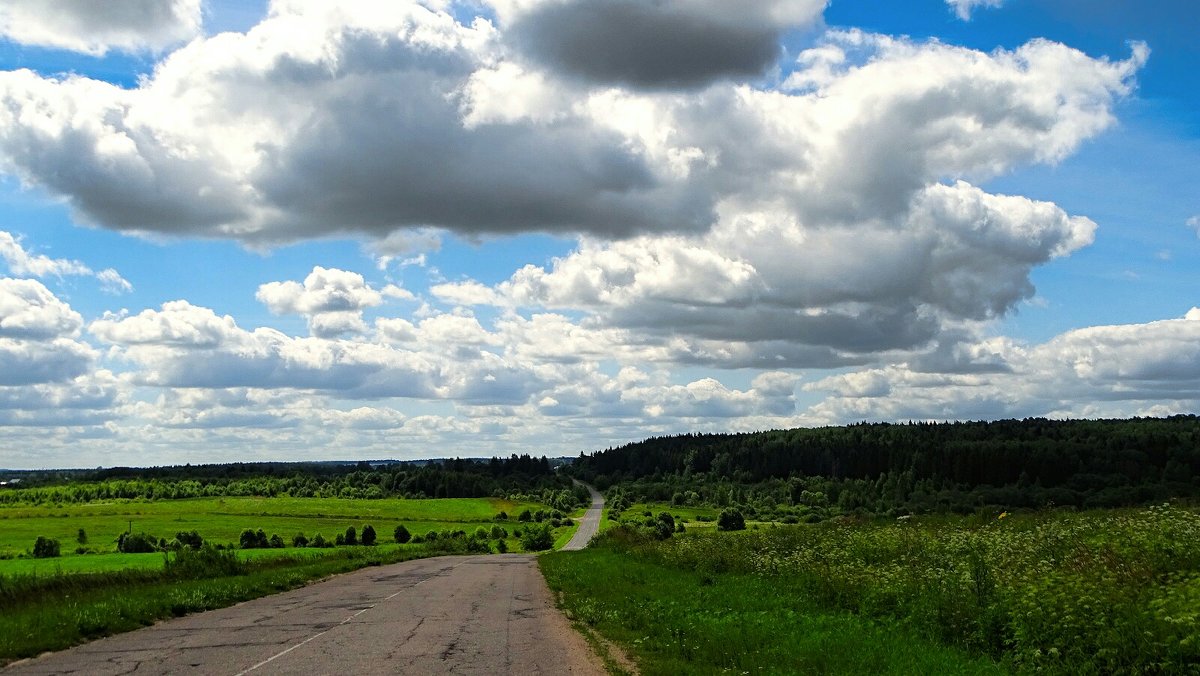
<box><xmin>293</xmin><ymin>533</ymin><xmax>309</xmax><ymax>548</ymax></box>
<box><xmin>118</xmin><ymin>532</ymin><xmax>160</xmax><ymax>553</ymax></box>
<box><xmin>520</xmin><ymin>523</ymin><xmax>554</xmax><ymax>551</ymax></box>
<box><xmin>473</xmin><ymin>527</ymin><xmax>489</xmax><ymax>540</ymax></box>
<box><xmin>490</xmin><ymin>525</ymin><xmax>507</xmax><ymax>539</ymax></box>
<box><xmin>76</xmin><ymin>528</ymin><xmax>88</xmax><ymax>545</ymax></box>
<box><xmin>361</xmin><ymin>525</ymin><xmax>376</xmax><ymax>546</ymax></box>
<box><xmin>393</xmin><ymin>524</ymin><xmax>411</xmax><ymax>544</ymax></box>
<box><xmin>344</xmin><ymin>527</ymin><xmax>358</xmax><ymax>546</ymax></box>
<box><xmin>239</xmin><ymin>529</ymin><xmax>270</xmax><ymax>549</ymax></box>
<box><xmin>717</xmin><ymin>509</ymin><xmax>746</xmax><ymax>532</ymax></box>
<box><xmin>32</xmin><ymin>536</ymin><xmax>60</xmax><ymax>559</ymax></box>
<box><xmin>494</xmin><ymin>511</ymin><xmax>508</xmax><ymax>521</ymax></box>
<box><xmin>335</xmin><ymin>533</ymin><xmax>345</xmax><ymax>546</ymax></box>
<box><xmin>269</xmin><ymin>534</ymin><xmax>285</xmax><ymax>548</ymax></box>
<box><xmin>518</xmin><ymin>509</ymin><xmax>533</xmax><ymax>522</ymax></box>
<box><xmin>175</xmin><ymin>530</ymin><xmax>204</xmax><ymax>549</ymax></box>
<box><xmin>311</xmin><ymin>533</ymin><xmax>328</xmax><ymax>548</ymax></box>
<box><xmin>496</xmin><ymin>539</ymin><xmax>508</xmax><ymax>553</ymax></box>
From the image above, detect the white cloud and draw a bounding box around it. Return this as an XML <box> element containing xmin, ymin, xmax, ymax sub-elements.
<box><xmin>1187</xmin><ymin>215</ymin><xmax>1200</xmax><ymax>236</ymax></box>
<box><xmin>0</xmin><ymin>0</ymin><xmax>202</xmax><ymax>55</ymax></box>
<box><xmin>0</xmin><ymin>232</ymin><xmax>132</xmax><ymax>294</ymax></box>
<box><xmin>257</xmin><ymin>267</ymin><xmax>411</xmax><ymax>338</ymax></box>
<box><xmin>0</xmin><ymin>278</ymin><xmax>95</xmax><ymax>384</ymax></box>
<box><xmin>946</xmin><ymin>0</ymin><xmax>1005</xmax><ymax>21</ymax></box>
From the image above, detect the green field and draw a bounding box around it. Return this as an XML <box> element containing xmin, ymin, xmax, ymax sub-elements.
<box><xmin>544</xmin><ymin>505</ymin><xmax>1200</xmax><ymax>674</ymax></box>
<box><xmin>0</xmin><ymin>496</ymin><xmax>556</xmax><ymax>572</ymax></box>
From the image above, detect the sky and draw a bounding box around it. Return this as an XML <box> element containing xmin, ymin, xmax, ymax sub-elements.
<box><xmin>0</xmin><ymin>0</ymin><xmax>1197</xmax><ymax>469</ymax></box>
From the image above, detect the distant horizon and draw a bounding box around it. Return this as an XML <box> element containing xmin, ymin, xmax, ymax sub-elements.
<box><xmin>0</xmin><ymin>0</ymin><xmax>1197</xmax><ymax>469</ymax></box>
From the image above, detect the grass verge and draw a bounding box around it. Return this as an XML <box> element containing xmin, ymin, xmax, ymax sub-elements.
<box><xmin>540</xmin><ymin>536</ymin><xmax>1004</xmax><ymax>675</ymax></box>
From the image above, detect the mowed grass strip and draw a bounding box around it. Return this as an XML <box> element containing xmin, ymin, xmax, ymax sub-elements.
<box><xmin>541</xmin><ymin>543</ymin><xmax>1003</xmax><ymax>675</ymax></box>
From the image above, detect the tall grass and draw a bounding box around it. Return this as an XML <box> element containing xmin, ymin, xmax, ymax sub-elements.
<box><xmin>555</xmin><ymin>505</ymin><xmax>1200</xmax><ymax>674</ymax></box>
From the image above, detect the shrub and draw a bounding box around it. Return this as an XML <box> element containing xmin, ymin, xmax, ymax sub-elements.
<box><xmin>466</xmin><ymin>538</ymin><xmax>490</xmax><ymax>553</ymax></box>
<box><xmin>311</xmin><ymin>533</ymin><xmax>328</xmax><ymax>548</ymax></box>
<box><xmin>118</xmin><ymin>532</ymin><xmax>160</xmax><ymax>553</ymax></box>
<box><xmin>490</xmin><ymin>525</ymin><xmax>507</xmax><ymax>539</ymax></box>
<box><xmin>175</xmin><ymin>530</ymin><xmax>204</xmax><ymax>549</ymax></box>
<box><xmin>473</xmin><ymin>527</ymin><xmax>489</xmax><ymax>540</ymax></box>
<box><xmin>520</xmin><ymin>523</ymin><xmax>554</xmax><ymax>551</ymax></box>
<box><xmin>393</xmin><ymin>524</ymin><xmax>411</xmax><ymax>544</ymax></box>
<box><xmin>424</xmin><ymin>531</ymin><xmax>439</xmax><ymax>542</ymax></box>
<box><xmin>410</xmin><ymin>534</ymin><xmax>425</xmax><ymax>544</ymax></box>
<box><xmin>32</xmin><ymin>536</ymin><xmax>60</xmax><ymax>558</ymax></box>
<box><xmin>293</xmin><ymin>533</ymin><xmax>309</xmax><ymax>548</ymax></box>
<box><xmin>717</xmin><ymin>509</ymin><xmax>746</xmax><ymax>532</ymax></box>
<box><xmin>76</xmin><ymin>528</ymin><xmax>88</xmax><ymax>545</ymax></box>
<box><xmin>361</xmin><ymin>525</ymin><xmax>377</xmax><ymax>546</ymax></box>
<box><xmin>344</xmin><ymin>527</ymin><xmax>358</xmax><ymax>546</ymax></box>
<box><xmin>494</xmin><ymin>511</ymin><xmax>509</xmax><ymax>521</ymax></box>
<box><xmin>496</xmin><ymin>539</ymin><xmax>508</xmax><ymax>553</ymax></box>
<box><xmin>269</xmin><ymin>534</ymin><xmax>285</xmax><ymax>548</ymax></box>
<box><xmin>335</xmin><ymin>533</ymin><xmax>345</xmax><ymax>546</ymax></box>
<box><xmin>518</xmin><ymin>509</ymin><xmax>532</xmax><ymax>522</ymax></box>
<box><xmin>239</xmin><ymin>529</ymin><xmax>270</xmax><ymax>549</ymax></box>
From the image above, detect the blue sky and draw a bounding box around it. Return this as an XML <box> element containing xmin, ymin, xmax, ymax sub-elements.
<box><xmin>0</xmin><ymin>0</ymin><xmax>1196</xmax><ymax>469</ymax></box>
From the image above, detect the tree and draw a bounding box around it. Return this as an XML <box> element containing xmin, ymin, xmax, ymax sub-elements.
<box><xmin>33</xmin><ymin>536</ymin><xmax>60</xmax><ymax>558</ymax></box>
<box><xmin>518</xmin><ymin>509</ymin><xmax>533</xmax><ymax>522</ymax></box>
<box><xmin>240</xmin><ymin>529</ymin><xmax>259</xmax><ymax>549</ymax></box>
<box><xmin>175</xmin><ymin>530</ymin><xmax>203</xmax><ymax>549</ymax></box>
<box><xmin>293</xmin><ymin>532</ymin><xmax>309</xmax><ymax>547</ymax></box>
<box><xmin>76</xmin><ymin>528</ymin><xmax>88</xmax><ymax>545</ymax></box>
<box><xmin>393</xmin><ymin>524</ymin><xmax>411</xmax><ymax>544</ymax></box>
<box><xmin>118</xmin><ymin>532</ymin><xmax>159</xmax><ymax>553</ymax></box>
<box><xmin>269</xmin><ymin>533</ymin><xmax>285</xmax><ymax>548</ymax></box>
<box><xmin>345</xmin><ymin>526</ymin><xmax>358</xmax><ymax>546</ymax></box>
<box><xmin>361</xmin><ymin>524</ymin><xmax>377</xmax><ymax>546</ymax></box>
<box><xmin>312</xmin><ymin>533</ymin><xmax>328</xmax><ymax>548</ymax></box>
<box><xmin>520</xmin><ymin>523</ymin><xmax>554</xmax><ymax>551</ymax></box>
<box><xmin>717</xmin><ymin>509</ymin><xmax>746</xmax><ymax>531</ymax></box>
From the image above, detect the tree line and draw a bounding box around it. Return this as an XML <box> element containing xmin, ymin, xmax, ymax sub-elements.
<box><xmin>0</xmin><ymin>455</ymin><xmax>571</xmax><ymax>506</ymax></box>
<box><xmin>569</xmin><ymin>416</ymin><xmax>1200</xmax><ymax>515</ymax></box>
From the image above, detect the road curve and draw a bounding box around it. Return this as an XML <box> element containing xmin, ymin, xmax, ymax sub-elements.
<box><xmin>3</xmin><ymin>554</ymin><xmax>604</xmax><ymax>676</ymax></box>
<box><xmin>562</xmin><ymin>482</ymin><xmax>604</xmax><ymax>551</ymax></box>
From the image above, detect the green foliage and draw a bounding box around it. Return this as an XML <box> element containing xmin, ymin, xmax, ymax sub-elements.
<box><xmin>520</xmin><ymin>523</ymin><xmax>554</xmax><ymax>551</ymax></box>
<box><xmin>496</xmin><ymin>539</ymin><xmax>507</xmax><ymax>553</ymax></box>
<box><xmin>344</xmin><ymin>526</ymin><xmax>357</xmax><ymax>546</ymax></box>
<box><xmin>360</xmin><ymin>525</ymin><xmax>376</xmax><ymax>546</ymax></box>
<box><xmin>518</xmin><ymin>509</ymin><xmax>532</xmax><ymax>522</ymax></box>
<box><xmin>393</xmin><ymin>524</ymin><xmax>411</xmax><ymax>544</ymax></box>
<box><xmin>576</xmin><ymin>505</ymin><xmax>1200</xmax><ymax>674</ymax></box>
<box><xmin>174</xmin><ymin>530</ymin><xmax>203</xmax><ymax>550</ymax></box>
<box><xmin>489</xmin><ymin>524</ymin><xmax>507</xmax><ymax>539</ymax></box>
<box><xmin>541</xmin><ymin>539</ymin><xmax>1004</xmax><ymax>675</ymax></box>
<box><xmin>311</xmin><ymin>533</ymin><xmax>328</xmax><ymax>548</ymax></box>
<box><xmin>32</xmin><ymin>537</ymin><xmax>60</xmax><ymax>559</ymax></box>
<box><xmin>76</xmin><ymin>529</ymin><xmax>87</xmax><ymax>545</ymax></box>
<box><xmin>268</xmin><ymin>534</ymin><xmax>285</xmax><ymax>549</ymax></box>
<box><xmin>117</xmin><ymin>532</ymin><xmax>159</xmax><ymax>554</ymax></box>
<box><xmin>163</xmin><ymin>544</ymin><xmax>245</xmax><ymax>579</ymax></box>
<box><xmin>717</xmin><ymin>509</ymin><xmax>745</xmax><ymax>531</ymax></box>
<box><xmin>239</xmin><ymin>529</ymin><xmax>269</xmax><ymax>550</ymax></box>
<box><xmin>292</xmin><ymin>532</ymin><xmax>308</xmax><ymax>548</ymax></box>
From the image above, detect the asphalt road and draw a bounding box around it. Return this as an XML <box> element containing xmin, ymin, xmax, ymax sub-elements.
<box><xmin>4</xmin><ymin>554</ymin><xmax>605</xmax><ymax>676</ymax></box>
<box><xmin>562</xmin><ymin>482</ymin><xmax>604</xmax><ymax>551</ymax></box>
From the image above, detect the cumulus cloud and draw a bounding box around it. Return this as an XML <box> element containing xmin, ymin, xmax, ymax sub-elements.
<box><xmin>803</xmin><ymin>309</ymin><xmax>1200</xmax><ymax>424</ymax></box>
<box><xmin>1188</xmin><ymin>215</ymin><xmax>1200</xmax><ymax>236</ymax></box>
<box><xmin>0</xmin><ymin>278</ymin><xmax>95</xmax><ymax>384</ymax></box>
<box><xmin>257</xmin><ymin>266</ymin><xmax>411</xmax><ymax>338</ymax></box>
<box><xmin>946</xmin><ymin>0</ymin><xmax>1005</xmax><ymax>21</ymax></box>
<box><xmin>0</xmin><ymin>0</ymin><xmax>202</xmax><ymax>55</ymax></box>
<box><xmin>0</xmin><ymin>232</ymin><xmax>132</xmax><ymax>294</ymax></box>
<box><xmin>499</xmin><ymin>0</ymin><xmax>826</xmax><ymax>89</ymax></box>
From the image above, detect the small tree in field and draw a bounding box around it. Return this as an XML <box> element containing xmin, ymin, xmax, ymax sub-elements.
<box><xmin>717</xmin><ymin>509</ymin><xmax>746</xmax><ymax>532</ymax></box>
<box><xmin>293</xmin><ymin>532</ymin><xmax>309</xmax><ymax>548</ymax></box>
<box><xmin>344</xmin><ymin>526</ymin><xmax>358</xmax><ymax>546</ymax></box>
<box><xmin>361</xmin><ymin>525</ymin><xmax>377</xmax><ymax>546</ymax></box>
<box><xmin>33</xmin><ymin>536</ymin><xmax>60</xmax><ymax>558</ymax></box>
<box><xmin>394</xmin><ymin>524</ymin><xmax>411</xmax><ymax>544</ymax></box>
<box><xmin>520</xmin><ymin>523</ymin><xmax>554</xmax><ymax>551</ymax></box>
<box><xmin>76</xmin><ymin>528</ymin><xmax>88</xmax><ymax>545</ymax></box>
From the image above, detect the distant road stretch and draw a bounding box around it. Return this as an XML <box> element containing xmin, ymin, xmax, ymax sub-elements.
<box><xmin>562</xmin><ymin>482</ymin><xmax>604</xmax><ymax>551</ymax></box>
<box><xmin>4</xmin><ymin>555</ymin><xmax>604</xmax><ymax>676</ymax></box>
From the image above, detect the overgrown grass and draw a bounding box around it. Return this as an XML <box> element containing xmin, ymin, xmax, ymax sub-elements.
<box><xmin>542</xmin><ymin>537</ymin><xmax>1004</xmax><ymax>675</ymax></box>
<box><xmin>545</xmin><ymin>505</ymin><xmax>1200</xmax><ymax>674</ymax></box>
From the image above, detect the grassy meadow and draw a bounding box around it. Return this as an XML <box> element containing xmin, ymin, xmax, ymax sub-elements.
<box><xmin>542</xmin><ymin>504</ymin><xmax>1200</xmax><ymax>674</ymax></box>
<box><xmin>0</xmin><ymin>496</ymin><xmax>552</xmax><ymax>569</ymax></box>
